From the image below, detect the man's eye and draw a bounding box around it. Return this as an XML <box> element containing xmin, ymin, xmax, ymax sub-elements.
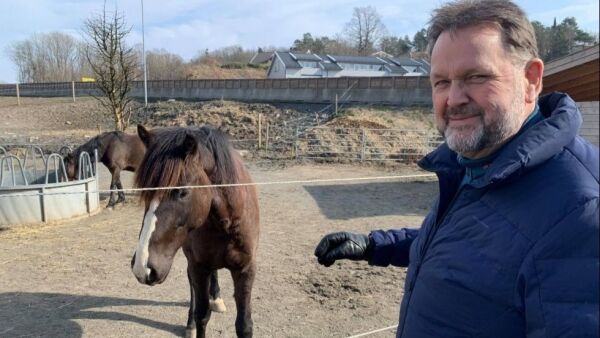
<box><xmin>465</xmin><ymin>75</ymin><xmax>489</xmax><ymax>84</ymax></box>
<box><xmin>433</xmin><ymin>80</ymin><xmax>450</xmax><ymax>88</ymax></box>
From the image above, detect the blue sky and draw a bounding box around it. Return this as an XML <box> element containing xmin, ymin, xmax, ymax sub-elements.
<box><xmin>1</xmin><ymin>0</ymin><xmax>598</xmax><ymax>83</ymax></box>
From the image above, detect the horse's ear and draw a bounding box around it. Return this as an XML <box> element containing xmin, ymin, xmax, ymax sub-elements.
<box><xmin>137</xmin><ymin>124</ymin><xmax>151</xmax><ymax>147</ymax></box>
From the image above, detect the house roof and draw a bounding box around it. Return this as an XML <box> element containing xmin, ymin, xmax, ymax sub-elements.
<box><xmin>388</xmin><ymin>57</ymin><xmax>423</xmax><ymax>67</ymax></box>
<box><xmin>542</xmin><ymin>44</ymin><xmax>599</xmax><ymax>101</ymax></box>
<box><xmin>414</xmin><ymin>59</ymin><xmax>431</xmax><ymax>73</ymax></box>
<box><xmin>371</xmin><ymin>51</ymin><xmax>394</xmax><ymax>58</ymax></box>
<box><xmin>326</xmin><ymin>54</ymin><xmax>387</xmax><ymax>65</ymax></box>
<box><xmin>249</xmin><ymin>52</ymin><xmax>273</xmax><ymax>64</ymax></box>
<box><xmin>268</xmin><ymin>51</ymin><xmax>431</xmax><ymax>77</ymax></box>
<box><xmin>290</xmin><ymin>52</ymin><xmax>322</xmax><ymax>62</ymax></box>
<box><xmin>275</xmin><ymin>51</ymin><xmax>302</xmax><ymax>69</ymax></box>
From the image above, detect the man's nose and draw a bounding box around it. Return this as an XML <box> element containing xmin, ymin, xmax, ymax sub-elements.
<box><xmin>447</xmin><ymin>80</ymin><xmax>470</xmax><ymax>108</ymax></box>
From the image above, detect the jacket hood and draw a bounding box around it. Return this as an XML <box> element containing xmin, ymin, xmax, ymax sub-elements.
<box><xmin>419</xmin><ymin>92</ymin><xmax>582</xmax><ymax>186</ymax></box>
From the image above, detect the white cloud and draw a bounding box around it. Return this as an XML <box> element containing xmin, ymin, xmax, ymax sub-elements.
<box><xmin>0</xmin><ymin>0</ymin><xmax>597</xmax><ymax>82</ymax></box>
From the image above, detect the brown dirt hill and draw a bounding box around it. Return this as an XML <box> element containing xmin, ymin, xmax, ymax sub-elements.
<box><xmin>185</xmin><ymin>63</ymin><xmax>268</xmax><ymax>79</ymax></box>
<box><xmin>0</xmin><ymin>97</ymin><xmax>436</xmax><ymax>160</ymax></box>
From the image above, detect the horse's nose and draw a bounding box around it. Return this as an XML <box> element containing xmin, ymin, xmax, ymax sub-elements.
<box><xmin>131</xmin><ymin>253</ymin><xmax>155</xmax><ymax>285</ymax></box>
<box><xmin>146</xmin><ymin>265</ymin><xmax>158</xmax><ymax>285</ymax></box>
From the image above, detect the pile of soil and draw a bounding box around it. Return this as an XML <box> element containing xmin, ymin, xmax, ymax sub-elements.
<box><xmin>0</xmin><ymin>97</ymin><xmax>437</xmax><ymax>161</ymax></box>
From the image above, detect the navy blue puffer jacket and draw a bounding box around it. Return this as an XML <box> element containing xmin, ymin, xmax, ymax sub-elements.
<box><xmin>369</xmin><ymin>92</ymin><xmax>599</xmax><ymax>337</ymax></box>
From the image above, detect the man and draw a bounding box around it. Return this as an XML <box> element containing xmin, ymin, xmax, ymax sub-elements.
<box><xmin>314</xmin><ymin>1</ymin><xmax>599</xmax><ymax>337</ymax></box>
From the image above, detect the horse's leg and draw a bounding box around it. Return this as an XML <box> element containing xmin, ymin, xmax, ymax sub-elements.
<box><xmin>190</xmin><ymin>266</ymin><xmax>212</xmax><ymax>338</ymax></box>
<box><xmin>230</xmin><ymin>263</ymin><xmax>256</xmax><ymax>338</ymax></box>
<box><xmin>185</xmin><ymin>269</ymin><xmax>196</xmax><ymax>338</ymax></box>
<box><xmin>209</xmin><ymin>270</ymin><xmax>227</xmax><ymax>313</ymax></box>
<box><xmin>116</xmin><ymin>179</ymin><xmax>126</xmax><ymax>204</ymax></box>
<box><xmin>107</xmin><ymin>167</ymin><xmax>120</xmax><ymax>207</ymax></box>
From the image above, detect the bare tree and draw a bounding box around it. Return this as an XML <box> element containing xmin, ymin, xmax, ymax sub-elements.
<box><xmin>6</xmin><ymin>32</ymin><xmax>86</xmax><ymax>83</ymax></box>
<box><xmin>83</xmin><ymin>7</ymin><xmax>138</xmax><ymax>131</ymax></box>
<box><xmin>145</xmin><ymin>49</ymin><xmax>186</xmax><ymax>80</ymax></box>
<box><xmin>344</xmin><ymin>6</ymin><xmax>387</xmax><ymax>55</ymax></box>
<box><xmin>192</xmin><ymin>45</ymin><xmax>258</xmax><ymax>64</ymax></box>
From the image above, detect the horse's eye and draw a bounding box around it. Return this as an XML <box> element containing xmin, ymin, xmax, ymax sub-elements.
<box><xmin>177</xmin><ymin>189</ymin><xmax>190</xmax><ymax>199</ymax></box>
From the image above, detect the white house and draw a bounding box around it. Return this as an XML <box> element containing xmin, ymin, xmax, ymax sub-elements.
<box><xmin>267</xmin><ymin>51</ymin><xmax>429</xmax><ymax>79</ymax></box>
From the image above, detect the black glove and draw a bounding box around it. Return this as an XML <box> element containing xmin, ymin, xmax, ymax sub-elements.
<box><xmin>314</xmin><ymin>232</ymin><xmax>372</xmax><ymax>267</ymax></box>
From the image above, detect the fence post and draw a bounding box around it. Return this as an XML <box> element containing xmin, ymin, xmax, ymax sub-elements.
<box><xmin>16</xmin><ymin>83</ymin><xmax>20</xmax><ymax>106</ymax></box>
<box><xmin>335</xmin><ymin>94</ymin><xmax>338</xmax><ymax>116</ymax></box>
<box><xmin>265</xmin><ymin>120</ymin><xmax>270</xmax><ymax>152</ymax></box>
<box><xmin>294</xmin><ymin>125</ymin><xmax>299</xmax><ymax>159</ymax></box>
<box><xmin>72</xmin><ymin>81</ymin><xmax>76</xmax><ymax>102</ymax></box>
<box><xmin>360</xmin><ymin>128</ymin><xmax>366</xmax><ymax>161</ymax></box>
<box><xmin>257</xmin><ymin>113</ymin><xmax>262</xmax><ymax>150</ymax></box>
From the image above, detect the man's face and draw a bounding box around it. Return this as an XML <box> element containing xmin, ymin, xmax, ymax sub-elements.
<box><xmin>430</xmin><ymin>24</ymin><xmax>530</xmax><ymax>159</ymax></box>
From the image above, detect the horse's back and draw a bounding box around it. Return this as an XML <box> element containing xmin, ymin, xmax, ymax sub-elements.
<box><xmin>102</xmin><ymin>131</ymin><xmax>146</xmax><ymax>171</ymax></box>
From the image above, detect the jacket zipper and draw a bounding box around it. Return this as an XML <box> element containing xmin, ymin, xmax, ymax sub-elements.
<box><xmin>397</xmin><ymin>186</ymin><xmax>463</xmax><ymax>338</ymax></box>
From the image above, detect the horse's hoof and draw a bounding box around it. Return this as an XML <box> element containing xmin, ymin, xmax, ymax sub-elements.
<box><xmin>210</xmin><ymin>297</ymin><xmax>227</xmax><ymax>313</ymax></box>
<box><xmin>185</xmin><ymin>327</ymin><xmax>196</xmax><ymax>338</ymax></box>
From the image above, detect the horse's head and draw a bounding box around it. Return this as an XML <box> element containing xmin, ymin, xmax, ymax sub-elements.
<box><xmin>131</xmin><ymin>125</ymin><xmax>217</xmax><ymax>285</ymax></box>
<box><xmin>63</xmin><ymin>152</ymin><xmax>77</xmax><ymax>180</ymax></box>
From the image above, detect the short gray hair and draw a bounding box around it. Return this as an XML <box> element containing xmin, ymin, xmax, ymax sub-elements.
<box><xmin>427</xmin><ymin>0</ymin><xmax>538</xmax><ymax>63</ymax></box>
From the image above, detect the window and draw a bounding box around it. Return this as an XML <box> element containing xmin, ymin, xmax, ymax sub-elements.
<box><xmin>299</xmin><ymin>61</ymin><xmax>317</xmax><ymax>68</ymax></box>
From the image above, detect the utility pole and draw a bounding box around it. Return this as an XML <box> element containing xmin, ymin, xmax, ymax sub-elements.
<box><xmin>141</xmin><ymin>0</ymin><xmax>148</xmax><ymax>107</ymax></box>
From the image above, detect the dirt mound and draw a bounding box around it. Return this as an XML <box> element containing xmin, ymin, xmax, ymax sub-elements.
<box><xmin>1</xmin><ymin>97</ymin><xmax>437</xmax><ymax>162</ymax></box>
<box><xmin>326</xmin><ymin>106</ymin><xmax>434</xmax><ymax>130</ymax></box>
<box><xmin>186</xmin><ymin>63</ymin><xmax>268</xmax><ymax>79</ymax></box>
<box><xmin>325</xmin><ymin>117</ymin><xmax>388</xmax><ymax>129</ymax></box>
<box><xmin>136</xmin><ymin>100</ymin><xmax>328</xmax><ymax>149</ymax></box>
<box><xmin>296</xmin><ymin>106</ymin><xmax>438</xmax><ymax>163</ymax></box>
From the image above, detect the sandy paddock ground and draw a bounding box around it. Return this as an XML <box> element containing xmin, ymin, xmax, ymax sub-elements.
<box><xmin>0</xmin><ymin>162</ymin><xmax>437</xmax><ymax>338</ymax></box>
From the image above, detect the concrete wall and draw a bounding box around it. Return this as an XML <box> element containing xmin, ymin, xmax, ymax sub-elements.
<box><xmin>577</xmin><ymin>101</ymin><xmax>599</xmax><ymax>146</ymax></box>
<box><xmin>0</xmin><ymin>77</ymin><xmax>432</xmax><ymax>106</ymax></box>
<box><xmin>128</xmin><ymin>77</ymin><xmax>432</xmax><ymax>105</ymax></box>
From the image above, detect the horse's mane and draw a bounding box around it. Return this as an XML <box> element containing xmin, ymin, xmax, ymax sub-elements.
<box><xmin>135</xmin><ymin>126</ymin><xmax>240</xmax><ymax>204</ymax></box>
<box><xmin>73</xmin><ymin>131</ymin><xmax>121</xmax><ymax>159</ymax></box>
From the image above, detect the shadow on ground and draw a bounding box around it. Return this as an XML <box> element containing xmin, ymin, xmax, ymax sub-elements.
<box><xmin>0</xmin><ymin>292</ymin><xmax>187</xmax><ymax>337</ymax></box>
<box><xmin>304</xmin><ymin>181</ymin><xmax>437</xmax><ymax>220</ymax></box>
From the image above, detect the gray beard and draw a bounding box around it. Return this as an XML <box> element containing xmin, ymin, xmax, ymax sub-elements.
<box><xmin>441</xmin><ymin>101</ymin><xmax>524</xmax><ymax>155</ymax></box>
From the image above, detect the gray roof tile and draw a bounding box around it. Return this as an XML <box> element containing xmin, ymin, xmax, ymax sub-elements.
<box><xmin>326</xmin><ymin>54</ymin><xmax>387</xmax><ymax>65</ymax></box>
<box><xmin>275</xmin><ymin>51</ymin><xmax>301</xmax><ymax>69</ymax></box>
<box><xmin>388</xmin><ymin>57</ymin><xmax>422</xmax><ymax>67</ymax></box>
<box><xmin>249</xmin><ymin>52</ymin><xmax>273</xmax><ymax>64</ymax></box>
<box><xmin>290</xmin><ymin>52</ymin><xmax>322</xmax><ymax>61</ymax></box>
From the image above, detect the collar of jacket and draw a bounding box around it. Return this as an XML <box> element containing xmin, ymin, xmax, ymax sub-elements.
<box><xmin>418</xmin><ymin>92</ymin><xmax>582</xmax><ymax>189</ymax></box>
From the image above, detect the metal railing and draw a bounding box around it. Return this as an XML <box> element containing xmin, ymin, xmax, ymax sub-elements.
<box><xmin>252</xmin><ymin>125</ymin><xmax>442</xmax><ymax>162</ymax></box>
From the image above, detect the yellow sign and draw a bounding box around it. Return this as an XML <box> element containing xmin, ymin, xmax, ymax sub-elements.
<box><xmin>81</xmin><ymin>77</ymin><xmax>96</xmax><ymax>82</ymax></box>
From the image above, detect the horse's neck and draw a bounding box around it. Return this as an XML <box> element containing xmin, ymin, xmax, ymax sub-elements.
<box><xmin>211</xmin><ymin>192</ymin><xmax>231</xmax><ymax>220</ymax></box>
<box><xmin>78</xmin><ymin>136</ymin><xmax>104</xmax><ymax>159</ymax></box>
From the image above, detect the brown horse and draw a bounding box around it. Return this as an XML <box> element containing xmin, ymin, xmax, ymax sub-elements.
<box><xmin>64</xmin><ymin>131</ymin><xmax>146</xmax><ymax>207</ymax></box>
<box><xmin>130</xmin><ymin>125</ymin><xmax>260</xmax><ymax>338</ymax></box>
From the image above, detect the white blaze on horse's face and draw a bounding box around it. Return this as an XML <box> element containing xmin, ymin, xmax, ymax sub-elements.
<box><xmin>132</xmin><ymin>198</ymin><xmax>160</xmax><ymax>283</ymax></box>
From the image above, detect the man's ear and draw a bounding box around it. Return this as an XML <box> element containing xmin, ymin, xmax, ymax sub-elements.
<box><xmin>524</xmin><ymin>58</ymin><xmax>544</xmax><ymax>104</ymax></box>
<box><xmin>137</xmin><ymin>124</ymin><xmax>152</xmax><ymax>147</ymax></box>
